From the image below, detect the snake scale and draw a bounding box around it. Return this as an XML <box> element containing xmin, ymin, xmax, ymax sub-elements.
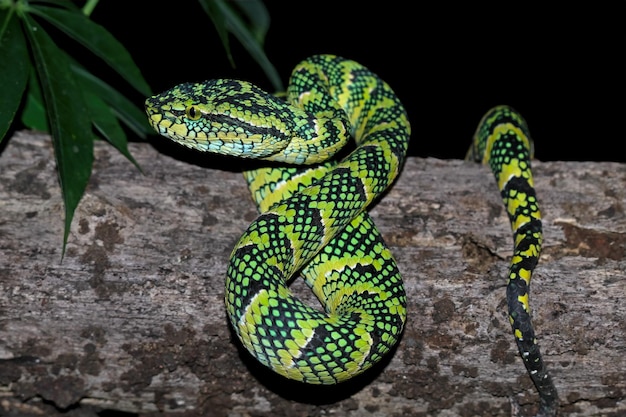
<box><xmin>145</xmin><ymin>54</ymin><xmax>558</xmax><ymax>415</ymax></box>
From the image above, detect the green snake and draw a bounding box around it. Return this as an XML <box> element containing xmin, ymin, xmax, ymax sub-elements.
<box><xmin>145</xmin><ymin>54</ymin><xmax>558</xmax><ymax>415</ymax></box>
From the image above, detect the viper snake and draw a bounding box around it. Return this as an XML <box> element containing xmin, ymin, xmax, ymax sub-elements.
<box><xmin>145</xmin><ymin>54</ymin><xmax>558</xmax><ymax>416</ymax></box>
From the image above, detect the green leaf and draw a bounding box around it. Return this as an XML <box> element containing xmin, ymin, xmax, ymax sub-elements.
<box><xmin>231</xmin><ymin>0</ymin><xmax>269</xmax><ymax>44</ymax></box>
<box><xmin>198</xmin><ymin>0</ymin><xmax>283</xmax><ymax>91</ymax></box>
<box><xmin>21</xmin><ymin>70</ymin><xmax>50</xmax><ymax>131</ymax></box>
<box><xmin>219</xmin><ymin>0</ymin><xmax>282</xmax><ymax>91</ymax></box>
<box><xmin>72</xmin><ymin>64</ymin><xmax>152</xmax><ymax>139</ymax></box>
<box><xmin>84</xmin><ymin>90</ymin><xmax>141</xmax><ymax>172</ymax></box>
<box><xmin>28</xmin><ymin>0</ymin><xmax>79</xmax><ymax>11</ymax></box>
<box><xmin>30</xmin><ymin>5</ymin><xmax>152</xmax><ymax>97</ymax></box>
<box><xmin>0</xmin><ymin>9</ymin><xmax>30</xmax><ymax>142</ymax></box>
<box><xmin>198</xmin><ymin>0</ymin><xmax>235</xmax><ymax>68</ymax></box>
<box><xmin>22</xmin><ymin>13</ymin><xmax>94</xmax><ymax>255</ymax></box>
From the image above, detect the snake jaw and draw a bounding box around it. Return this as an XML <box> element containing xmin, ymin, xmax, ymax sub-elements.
<box><xmin>145</xmin><ymin>95</ymin><xmax>291</xmax><ymax>157</ymax></box>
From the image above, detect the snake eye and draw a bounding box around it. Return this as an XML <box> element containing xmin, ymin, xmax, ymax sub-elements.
<box><xmin>185</xmin><ymin>105</ymin><xmax>201</xmax><ymax>120</ymax></box>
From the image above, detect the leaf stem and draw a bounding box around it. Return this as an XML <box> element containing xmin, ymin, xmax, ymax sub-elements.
<box><xmin>82</xmin><ymin>0</ymin><xmax>98</xmax><ymax>17</ymax></box>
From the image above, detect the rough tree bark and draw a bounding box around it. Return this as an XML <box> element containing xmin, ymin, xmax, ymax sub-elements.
<box><xmin>1</xmin><ymin>131</ymin><xmax>625</xmax><ymax>417</ymax></box>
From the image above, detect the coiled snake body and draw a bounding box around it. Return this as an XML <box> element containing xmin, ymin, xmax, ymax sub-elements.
<box><xmin>146</xmin><ymin>54</ymin><xmax>557</xmax><ymax>415</ymax></box>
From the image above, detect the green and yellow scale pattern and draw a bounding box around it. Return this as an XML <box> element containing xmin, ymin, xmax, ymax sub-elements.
<box><xmin>146</xmin><ymin>54</ymin><xmax>410</xmax><ymax>384</ymax></box>
<box><xmin>467</xmin><ymin>106</ymin><xmax>558</xmax><ymax>416</ymax></box>
<box><xmin>145</xmin><ymin>54</ymin><xmax>557</xmax><ymax>414</ymax></box>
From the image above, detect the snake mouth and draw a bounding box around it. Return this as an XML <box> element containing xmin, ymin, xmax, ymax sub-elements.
<box><xmin>144</xmin><ymin>105</ymin><xmax>171</xmax><ymax>137</ymax></box>
<box><xmin>143</xmin><ymin>108</ymin><xmax>289</xmax><ymax>159</ymax></box>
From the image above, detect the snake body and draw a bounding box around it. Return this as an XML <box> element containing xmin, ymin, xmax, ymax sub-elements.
<box><xmin>145</xmin><ymin>54</ymin><xmax>557</xmax><ymax>414</ymax></box>
<box><xmin>146</xmin><ymin>55</ymin><xmax>410</xmax><ymax>384</ymax></box>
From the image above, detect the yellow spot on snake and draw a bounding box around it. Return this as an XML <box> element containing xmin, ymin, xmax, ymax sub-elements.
<box><xmin>518</xmin><ymin>293</ymin><xmax>530</xmax><ymax>313</ymax></box>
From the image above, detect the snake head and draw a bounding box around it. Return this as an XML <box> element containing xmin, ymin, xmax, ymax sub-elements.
<box><xmin>145</xmin><ymin>79</ymin><xmax>298</xmax><ymax>158</ymax></box>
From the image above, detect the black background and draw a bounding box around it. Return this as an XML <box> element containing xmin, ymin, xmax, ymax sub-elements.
<box><xmin>92</xmin><ymin>2</ymin><xmax>625</xmax><ymax>162</ymax></box>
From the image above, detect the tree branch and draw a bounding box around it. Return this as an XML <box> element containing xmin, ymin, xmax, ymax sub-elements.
<box><xmin>1</xmin><ymin>131</ymin><xmax>624</xmax><ymax>416</ymax></box>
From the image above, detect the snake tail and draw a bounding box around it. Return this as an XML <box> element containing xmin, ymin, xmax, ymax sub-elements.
<box><xmin>467</xmin><ymin>105</ymin><xmax>559</xmax><ymax>416</ymax></box>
